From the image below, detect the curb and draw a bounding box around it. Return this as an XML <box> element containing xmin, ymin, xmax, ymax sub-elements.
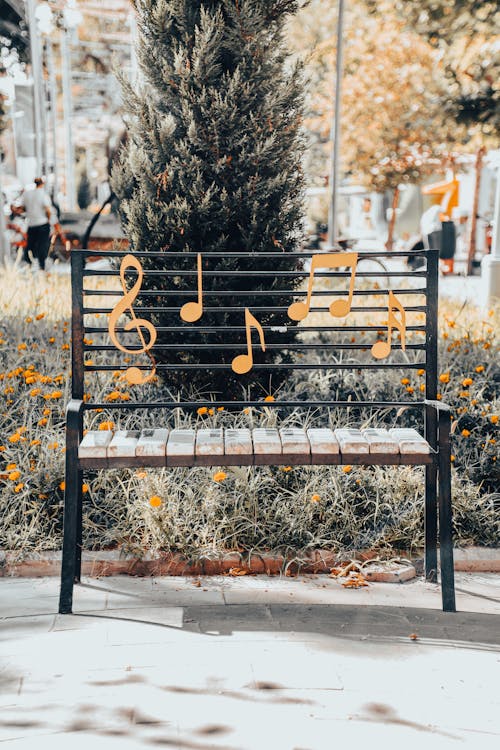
<box><xmin>1</xmin><ymin>547</ymin><xmax>499</xmax><ymax>579</ymax></box>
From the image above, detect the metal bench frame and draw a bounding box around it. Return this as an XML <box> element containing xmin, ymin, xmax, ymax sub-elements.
<box><xmin>58</xmin><ymin>247</ymin><xmax>455</xmax><ymax>614</ymax></box>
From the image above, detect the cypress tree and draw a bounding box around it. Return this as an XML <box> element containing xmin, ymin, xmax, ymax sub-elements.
<box><xmin>112</xmin><ymin>0</ymin><xmax>305</xmax><ymax>398</ymax></box>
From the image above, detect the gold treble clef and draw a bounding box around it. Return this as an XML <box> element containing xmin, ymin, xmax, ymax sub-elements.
<box><xmin>108</xmin><ymin>254</ymin><xmax>157</xmax><ymax>385</ymax></box>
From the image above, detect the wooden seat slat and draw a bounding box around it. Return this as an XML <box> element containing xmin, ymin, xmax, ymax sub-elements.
<box><xmin>78</xmin><ymin>430</ymin><xmax>113</xmax><ymax>459</ymax></box>
<box><xmin>136</xmin><ymin>429</ymin><xmax>169</xmax><ymax>457</ymax></box>
<box><xmin>334</xmin><ymin>429</ymin><xmax>370</xmax><ymax>454</ymax></box>
<box><xmin>108</xmin><ymin>430</ymin><xmax>140</xmax><ymax>458</ymax></box>
<box><xmin>362</xmin><ymin>428</ymin><xmax>399</xmax><ymax>455</ymax></box>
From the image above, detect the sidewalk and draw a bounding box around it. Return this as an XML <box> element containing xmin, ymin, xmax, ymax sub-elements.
<box><xmin>1</xmin><ymin>573</ymin><xmax>499</xmax><ymax>749</ymax></box>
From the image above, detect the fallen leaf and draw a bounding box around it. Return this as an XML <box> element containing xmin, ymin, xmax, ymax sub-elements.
<box><xmin>409</xmin><ymin>633</ymin><xmax>419</xmax><ymax>641</ymax></box>
<box><xmin>341</xmin><ymin>573</ymin><xmax>368</xmax><ymax>589</ymax></box>
<box><xmin>228</xmin><ymin>567</ymin><xmax>250</xmax><ymax>576</ymax></box>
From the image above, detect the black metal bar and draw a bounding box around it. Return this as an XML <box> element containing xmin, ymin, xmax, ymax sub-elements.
<box><xmin>85</xmin><ymin>343</ymin><xmax>426</xmax><ymax>351</ymax></box>
<box><xmin>74</xmin><ymin>469</ymin><xmax>83</xmax><ymax>583</ymax></box>
<box><xmin>58</xmin><ymin>399</ymin><xmax>84</xmax><ymax>614</ymax></box>
<box><xmin>83</xmin><ymin>286</ymin><xmax>427</xmax><ymax>296</ymax></box>
<box><xmin>83</xmin><ymin>269</ymin><xmax>427</xmax><ymax>279</ymax></box>
<box><xmin>85</xmin><ymin>362</ymin><xmax>427</xmax><ymax>372</ymax></box>
<box><xmin>75</xmin><ymin>248</ymin><xmax>430</xmax><ymax>258</ymax></box>
<box><xmin>84</xmin><ymin>324</ymin><xmax>427</xmax><ymax>334</ymax></box>
<box><xmin>82</xmin><ymin>399</ymin><xmax>428</xmax><ymax>410</ymax></box>
<box><xmin>82</xmin><ymin>305</ymin><xmax>428</xmax><ymax>314</ymax></box>
<box><xmin>425</xmin><ymin>248</ymin><xmax>439</xmax><ymax>581</ymax></box>
<box><xmin>71</xmin><ymin>252</ymin><xmax>85</xmax><ymax>400</ymax></box>
<box><xmin>438</xmin><ymin>406</ymin><xmax>456</xmax><ymax>612</ymax></box>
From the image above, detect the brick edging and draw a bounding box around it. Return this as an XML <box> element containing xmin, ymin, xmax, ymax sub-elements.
<box><xmin>1</xmin><ymin>547</ymin><xmax>499</xmax><ymax>578</ymax></box>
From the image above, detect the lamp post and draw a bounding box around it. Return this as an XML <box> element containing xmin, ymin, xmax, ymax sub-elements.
<box><xmin>25</xmin><ymin>0</ymin><xmax>46</xmax><ymax>176</ymax></box>
<box><xmin>60</xmin><ymin>2</ymin><xmax>82</xmax><ymax>212</ymax></box>
<box><xmin>327</xmin><ymin>0</ymin><xmax>345</xmax><ymax>249</ymax></box>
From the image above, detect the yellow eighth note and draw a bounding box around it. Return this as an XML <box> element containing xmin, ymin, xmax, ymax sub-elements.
<box><xmin>287</xmin><ymin>252</ymin><xmax>358</xmax><ymax>321</ymax></box>
<box><xmin>371</xmin><ymin>290</ymin><xmax>407</xmax><ymax>359</ymax></box>
<box><xmin>180</xmin><ymin>253</ymin><xmax>204</xmax><ymax>323</ymax></box>
<box><xmin>108</xmin><ymin>254</ymin><xmax>157</xmax><ymax>385</ymax></box>
<box><xmin>232</xmin><ymin>308</ymin><xmax>266</xmax><ymax>375</ymax></box>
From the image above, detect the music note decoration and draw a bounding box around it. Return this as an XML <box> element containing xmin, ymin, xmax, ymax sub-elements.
<box><xmin>232</xmin><ymin>308</ymin><xmax>266</xmax><ymax>375</ymax></box>
<box><xmin>180</xmin><ymin>253</ymin><xmax>204</xmax><ymax>323</ymax></box>
<box><xmin>371</xmin><ymin>291</ymin><xmax>407</xmax><ymax>359</ymax></box>
<box><xmin>288</xmin><ymin>252</ymin><xmax>358</xmax><ymax>322</ymax></box>
<box><xmin>108</xmin><ymin>254</ymin><xmax>157</xmax><ymax>385</ymax></box>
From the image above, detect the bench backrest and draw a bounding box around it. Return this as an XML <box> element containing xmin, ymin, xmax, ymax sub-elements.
<box><xmin>70</xmin><ymin>247</ymin><xmax>439</xmax><ymax>428</ymax></box>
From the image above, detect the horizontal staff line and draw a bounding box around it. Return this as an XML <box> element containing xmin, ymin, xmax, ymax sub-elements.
<box><xmin>82</xmin><ymin>288</ymin><xmax>427</xmax><ymax>297</ymax></box>
<box><xmin>85</xmin><ymin>343</ymin><xmax>425</xmax><ymax>351</ymax></box>
<box><xmin>81</xmin><ymin>399</ymin><xmax>427</xmax><ymax>410</ymax></box>
<box><xmin>82</xmin><ymin>270</ymin><xmax>427</xmax><ymax>278</ymax></box>
<box><xmin>82</xmin><ymin>305</ymin><xmax>428</xmax><ymax>314</ymax></box>
<box><xmin>76</xmin><ymin>249</ymin><xmax>433</xmax><ymax>258</ymax></box>
<box><xmin>83</xmin><ymin>325</ymin><xmax>427</xmax><ymax>333</ymax></box>
<box><xmin>85</xmin><ymin>362</ymin><xmax>426</xmax><ymax>371</ymax></box>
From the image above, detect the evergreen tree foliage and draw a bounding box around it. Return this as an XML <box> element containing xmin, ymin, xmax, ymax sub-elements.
<box><xmin>112</xmin><ymin>0</ymin><xmax>305</xmax><ymax>398</ymax></box>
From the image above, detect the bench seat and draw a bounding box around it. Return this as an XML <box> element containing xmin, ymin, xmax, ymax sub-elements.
<box><xmin>78</xmin><ymin>426</ymin><xmax>433</xmax><ymax>468</ymax></box>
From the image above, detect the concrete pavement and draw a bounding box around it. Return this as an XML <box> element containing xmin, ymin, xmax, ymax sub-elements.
<box><xmin>1</xmin><ymin>573</ymin><xmax>500</xmax><ymax>749</ymax></box>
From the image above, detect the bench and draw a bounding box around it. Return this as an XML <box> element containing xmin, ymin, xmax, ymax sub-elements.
<box><xmin>58</xmin><ymin>247</ymin><xmax>456</xmax><ymax>613</ymax></box>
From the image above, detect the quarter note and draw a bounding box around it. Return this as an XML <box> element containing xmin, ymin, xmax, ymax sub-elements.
<box><xmin>180</xmin><ymin>253</ymin><xmax>204</xmax><ymax>323</ymax></box>
<box><xmin>371</xmin><ymin>291</ymin><xmax>407</xmax><ymax>359</ymax></box>
<box><xmin>287</xmin><ymin>252</ymin><xmax>358</xmax><ymax>321</ymax></box>
<box><xmin>232</xmin><ymin>308</ymin><xmax>266</xmax><ymax>375</ymax></box>
<box><xmin>108</xmin><ymin>254</ymin><xmax>157</xmax><ymax>385</ymax></box>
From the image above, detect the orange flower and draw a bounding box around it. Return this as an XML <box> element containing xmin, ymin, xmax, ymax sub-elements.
<box><xmin>213</xmin><ymin>471</ymin><xmax>227</xmax><ymax>482</ymax></box>
<box><xmin>25</xmin><ymin>317</ymin><xmax>33</xmax><ymax>323</ymax></box>
<box><xmin>6</xmin><ymin>463</ymin><xmax>16</xmax><ymax>470</ymax></box>
<box><xmin>0</xmin><ymin>446</ymin><xmax>5</xmax><ymax>452</ymax></box>
<box><xmin>208</xmin><ymin>408</ymin><xmax>215</xmax><ymax>416</ymax></box>
<box><xmin>30</xmin><ymin>439</ymin><xmax>41</xmax><ymax>446</ymax></box>
<box><xmin>17</xmin><ymin>343</ymin><xmax>27</xmax><ymax>351</ymax></box>
<box><xmin>98</xmin><ymin>421</ymin><xmax>115</xmax><ymax>431</ymax></box>
<box><xmin>42</xmin><ymin>408</ymin><xmax>50</xmax><ymax>416</ymax></box>
<box><xmin>450</xmin><ymin>455</ymin><xmax>455</xmax><ymax>462</ymax></box>
<box><xmin>342</xmin><ymin>465</ymin><xmax>352</xmax><ymax>473</ymax></box>
<box><xmin>14</xmin><ymin>483</ymin><xmax>24</xmax><ymax>493</ymax></box>
<box><xmin>30</xmin><ymin>388</ymin><xmax>41</xmax><ymax>397</ymax></box>
<box><xmin>59</xmin><ymin>481</ymin><xmax>66</xmax><ymax>491</ymax></box>
<box><xmin>38</xmin><ymin>417</ymin><xmax>48</xmax><ymax>426</ymax></box>
<box><xmin>439</xmin><ymin>373</ymin><xmax>450</xmax><ymax>384</ymax></box>
<box><xmin>406</xmin><ymin>386</ymin><xmax>414</xmax><ymax>394</ymax></box>
<box><xmin>197</xmin><ymin>406</ymin><xmax>208</xmax><ymax>415</ymax></box>
<box><xmin>82</xmin><ymin>484</ymin><xmax>89</xmax><ymax>493</ymax></box>
<box><xmin>417</xmin><ymin>369</ymin><xmax>425</xmax><ymax>376</ymax></box>
<box><xmin>461</xmin><ymin>429</ymin><xmax>470</xmax><ymax>437</ymax></box>
<box><xmin>462</xmin><ymin>378</ymin><xmax>473</xmax><ymax>387</ymax></box>
<box><xmin>400</xmin><ymin>378</ymin><xmax>410</xmax><ymax>385</ymax></box>
<box><xmin>310</xmin><ymin>493</ymin><xmax>321</xmax><ymax>502</ymax></box>
<box><xmin>35</xmin><ymin>313</ymin><xmax>45</xmax><ymax>320</ymax></box>
<box><xmin>61</xmin><ymin>344</ymin><xmax>69</xmax><ymax>351</ymax></box>
<box><xmin>419</xmin><ymin>384</ymin><xmax>425</xmax><ymax>392</ymax></box>
<box><xmin>281</xmin><ymin>466</ymin><xmax>292</xmax><ymax>472</ymax></box>
<box><xmin>8</xmin><ymin>470</ymin><xmax>21</xmax><ymax>481</ymax></box>
<box><xmin>490</xmin><ymin>415</ymin><xmax>499</xmax><ymax>425</ymax></box>
<box><xmin>105</xmin><ymin>391</ymin><xmax>121</xmax><ymax>402</ymax></box>
<box><xmin>149</xmin><ymin>495</ymin><xmax>162</xmax><ymax>508</ymax></box>
<box><xmin>264</xmin><ymin>395</ymin><xmax>275</xmax><ymax>402</ymax></box>
<box><xmin>8</xmin><ymin>434</ymin><xmax>21</xmax><ymax>443</ymax></box>
<box><xmin>48</xmin><ymin>442</ymin><xmax>59</xmax><ymax>450</ymax></box>
<box><xmin>217</xmin><ymin>407</ymin><xmax>225</xmax><ymax>412</ymax></box>
<box><xmin>49</xmin><ymin>337</ymin><xmax>55</xmax><ymax>344</ymax></box>
<box><xmin>475</xmin><ymin>365</ymin><xmax>485</xmax><ymax>373</ymax></box>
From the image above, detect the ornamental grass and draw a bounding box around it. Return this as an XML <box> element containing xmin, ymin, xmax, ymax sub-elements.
<box><xmin>0</xmin><ymin>267</ymin><xmax>498</xmax><ymax>561</ymax></box>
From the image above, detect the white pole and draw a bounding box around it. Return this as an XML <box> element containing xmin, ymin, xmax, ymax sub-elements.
<box><xmin>327</xmin><ymin>0</ymin><xmax>345</xmax><ymax>249</ymax></box>
<box><xmin>61</xmin><ymin>25</ymin><xmax>76</xmax><ymax>211</ymax></box>
<box><xmin>481</xmin><ymin>163</ymin><xmax>500</xmax><ymax>303</ymax></box>
<box><xmin>25</xmin><ymin>0</ymin><xmax>44</xmax><ymax>175</ymax></box>
<box><xmin>46</xmin><ymin>39</ymin><xmax>59</xmax><ymax>202</ymax></box>
<box><xmin>0</xmin><ymin>164</ymin><xmax>8</xmax><ymax>266</ymax></box>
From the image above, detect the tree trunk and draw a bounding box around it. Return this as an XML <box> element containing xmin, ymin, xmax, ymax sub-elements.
<box><xmin>386</xmin><ymin>186</ymin><xmax>400</xmax><ymax>251</ymax></box>
<box><xmin>467</xmin><ymin>146</ymin><xmax>485</xmax><ymax>276</ymax></box>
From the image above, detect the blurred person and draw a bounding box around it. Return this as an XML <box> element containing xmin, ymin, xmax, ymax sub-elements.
<box><xmin>21</xmin><ymin>177</ymin><xmax>51</xmax><ymax>271</ymax></box>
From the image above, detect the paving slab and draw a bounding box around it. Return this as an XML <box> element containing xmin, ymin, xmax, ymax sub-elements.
<box><xmin>0</xmin><ymin>574</ymin><xmax>499</xmax><ymax>749</ymax></box>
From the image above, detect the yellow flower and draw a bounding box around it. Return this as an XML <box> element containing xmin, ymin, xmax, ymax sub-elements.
<box><xmin>98</xmin><ymin>421</ymin><xmax>115</xmax><ymax>431</ymax></box>
<box><xmin>17</xmin><ymin>343</ymin><xmax>27</xmax><ymax>351</ymax></box>
<box><xmin>61</xmin><ymin>344</ymin><xmax>69</xmax><ymax>351</ymax></box>
<box><xmin>149</xmin><ymin>495</ymin><xmax>162</xmax><ymax>507</ymax></box>
<box><xmin>461</xmin><ymin>429</ymin><xmax>470</xmax><ymax>437</ymax></box>
<box><xmin>6</xmin><ymin>463</ymin><xmax>16</xmax><ymax>470</ymax></box>
<box><xmin>8</xmin><ymin>470</ymin><xmax>21</xmax><ymax>481</ymax></box>
<box><xmin>208</xmin><ymin>408</ymin><xmax>215</xmax><ymax>416</ymax></box>
<box><xmin>406</xmin><ymin>386</ymin><xmax>414</xmax><ymax>394</ymax></box>
<box><xmin>217</xmin><ymin>407</ymin><xmax>224</xmax><ymax>412</ymax></box>
<box><xmin>59</xmin><ymin>481</ymin><xmax>66</xmax><ymax>491</ymax></box>
<box><xmin>450</xmin><ymin>455</ymin><xmax>455</xmax><ymax>462</ymax></box>
<box><xmin>475</xmin><ymin>365</ymin><xmax>485</xmax><ymax>373</ymax></box>
<box><xmin>38</xmin><ymin>417</ymin><xmax>48</xmax><ymax>426</ymax></box>
<box><xmin>25</xmin><ymin>317</ymin><xmax>33</xmax><ymax>323</ymax></box>
<box><xmin>105</xmin><ymin>391</ymin><xmax>121</xmax><ymax>402</ymax></box>
<box><xmin>30</xmin><ymin>439</ymin><xmax>41</xmax><ymax>446</ymax></box>
<box><xmin>281</xmin><ymin>466</ymin><xmax>292</xmax><ymax>472</ymax></box>
<box><xmin>14</xmin><ymin>483</ymin><xmax>24</xmax><ymax>493</ymax></box>
<box><xmin>400</xmin><ymin>378</ymin><xmax>410</xmax><ymax>385</ymax></box>
<box><xmin>419</xmin><ymin>384</ymin><xmax>425</xmax><ymax>392</ymax></box>
<box><xmin>310</xmin><ymin>493</ymin><xmax>321</xmax><ymax>503</ymax></box>
<box><xmin>342</xmin><ymin>465</ymin><xmax>352</xmax><ymax>473</ymax></box>
<box><xmin>48</xmin><ymin>442</ymin><xmax>59</xmax><ymax>450</ymax></box>
<box><xmin>491</xmin><ymin>415</ymin><xmax>499</xmax><ymax>425</ymax></box>
<box><xmin>0</xmin><ymin>446</ymin><xmax>5</xmax><ymax>452</ymax></box>
<box><xmin>82</xmin><ymin>484</ymin><xmax>89</xmax><ymax>493</ymax></box>
<box><xmin>439</xmin><ymin>373</ymin><xmax>450</xmax><ymax>384</ymax></box>
<box><xmin>462</xmin><ymin>378</ymin><xmax>473</xmax><ymax>387</ymax></box>
<box><xmin>49</xmin><ymin>337</ymin><xmax>55</xmax><ymax>344</ymax></box>
<box><xmin>264</xmin><ymin>395</ymin><xmax>275</xmax><ymax>402</ymax></box>
<box><xmin>8</xmin><ymin>434</ymin><xmax>20</xmax><ymax>443</ymax></box>
<box><xmin>213</xmin><ymin>471</ymin><xmax>227</xmax><ymax>483</ymax></box>
<box><xmin>197</xmin><ymin>406</ymin><xmax>208</xmax><ymax>415</ymax></box>
<box><xmin>417</xmin><ymin>369</ymin><xmax>425</xmax><ymax>376</ymax></box>
<box><xmin>30</xmin><ymin>388</ymin><xmax>41</xmax><ymax>397</ymax></box>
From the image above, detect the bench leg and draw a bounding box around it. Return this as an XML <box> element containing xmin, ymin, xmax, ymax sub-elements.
<box><xmin>58</xmin><ymin>451</ymin><xmax>79</xmax><ymax>614</ymax></box>
<box><xmin>74</xmin><ymin>470</ymin><xmax>84</xmax><ymax>582</ymax></box>
<box><xmin>438</xmin><ymin>413</ymin><xmax>456</xmax><ymax>613</ymax></box>
<box><xmin>424</xmin><ymin>465</ymin><xmax>438</xmax><ymax>582</ymax></box>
